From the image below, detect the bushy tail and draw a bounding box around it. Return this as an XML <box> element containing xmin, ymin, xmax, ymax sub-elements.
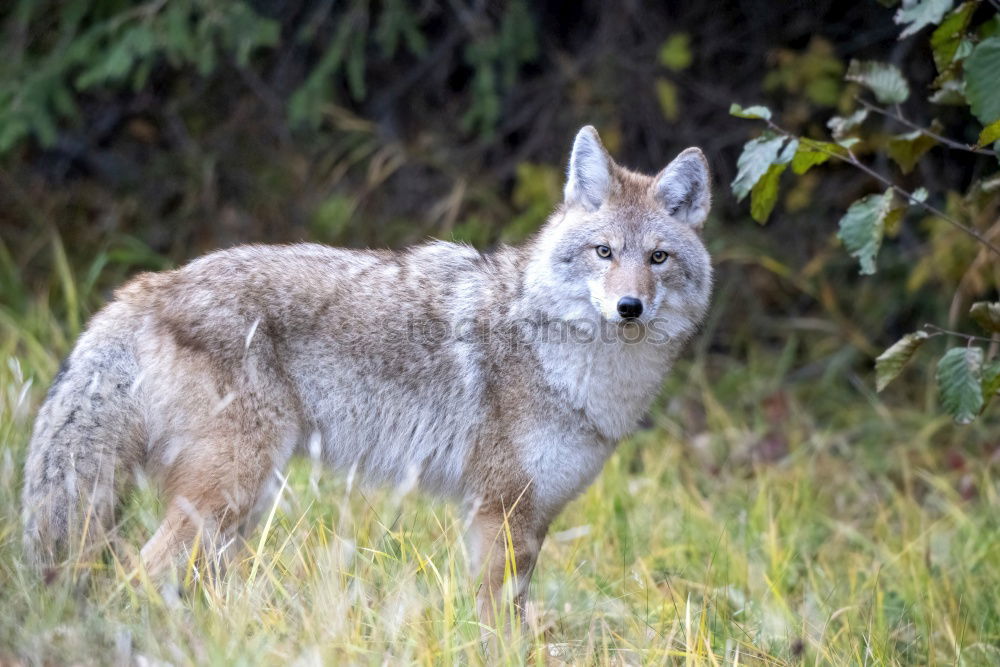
<box><xmin>22</xmin><ymin>324</ymin><xmax>144</xmax><ymax>568</ymax></box>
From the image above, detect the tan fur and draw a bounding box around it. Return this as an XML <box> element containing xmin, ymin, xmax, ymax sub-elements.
<box><xmin>21</xmin><ymin>127</ymin><xmax>713</xmax><ymax>623</ymax></box>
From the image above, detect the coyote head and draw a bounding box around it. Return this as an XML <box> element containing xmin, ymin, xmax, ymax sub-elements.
<box><xmin>526</xmin><ymin>126</ymin><xmax>713</xmax><ymax>338</ymax></box>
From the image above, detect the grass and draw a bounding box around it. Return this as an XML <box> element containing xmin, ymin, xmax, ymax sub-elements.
<box><xmin>0</xmin><ymin>237</ymin><xmax>998</xmax><ymax>665</ymax></box>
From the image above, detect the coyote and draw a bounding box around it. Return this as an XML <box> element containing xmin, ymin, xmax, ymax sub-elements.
<box><xmin>22</xmin><ymin>126</ymin><xmax>712</xmax><ymax>617</ymax></box>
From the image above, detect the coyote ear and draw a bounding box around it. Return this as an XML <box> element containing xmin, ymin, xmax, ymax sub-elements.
<box><xmin>564</xmin><ymin>126</ymin><xmax>612</xmax><ymax>211</ymax></box>
<box><xmin>654</xmin><ymin>147</ymin><xmax>711</xmax><ymax>229</ymax></box>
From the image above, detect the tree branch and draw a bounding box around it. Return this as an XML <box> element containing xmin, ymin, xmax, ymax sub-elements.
<box><xmin>856</xmin><ymin>97</ymin><xmax>997</xmax><ymax>156</ymax></box>
<box><xmin>922</xmin><ymin>324</ymin><xmax>997</xmax><ymax>344</ymax></box>
<box><xmin>762</xmin><ymin>119</ymin><xmax>1000</xmax><ymax>258</ymax></box>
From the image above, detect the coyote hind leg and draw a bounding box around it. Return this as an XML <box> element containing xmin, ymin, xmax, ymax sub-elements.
<box><xmin>140</xmin><ymin>420</ymin><xmax>296</xmax><ymax>582</ymax></box>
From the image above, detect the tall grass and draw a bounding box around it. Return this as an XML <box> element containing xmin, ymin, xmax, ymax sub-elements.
<box><xmin>0</xmin><ymin>236</ymin><xmax>998</xmax><ymax>664</ymax></box>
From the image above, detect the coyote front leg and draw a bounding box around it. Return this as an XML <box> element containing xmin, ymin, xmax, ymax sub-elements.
<box><xmin>468</xmin><ymin>495</ymin><xmax>548</xmax><ymax>629</ymax></box>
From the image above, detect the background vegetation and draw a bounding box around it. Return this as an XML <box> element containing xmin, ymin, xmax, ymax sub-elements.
<box><xmin>1</xmin><ymin>0</ymin><xmax>998</xmax><ymax>663</ymax></box>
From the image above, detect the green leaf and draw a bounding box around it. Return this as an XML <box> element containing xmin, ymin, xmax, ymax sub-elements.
<box><xmin>937</xmin><ymin>346</ymin><xmax>984</xmax><ymax>424</ymax></box>
<box><xmin>970</xmin><ymin>301</ymin><xmax>1000</xmax><ymax>333</ymax></box>
<box><xmin>658</xmin><ymin>33</ymin><xmax>692</xmax><ymax>72</ymax></box>
<box><xmin>846</xmin><ymin>60</ymin><xmax>910</xmax><ymax>104</ymax></box>
<box><xmin>976</xmin><ymin>119</ymin><xmax>1000</xmax><ymax>149</ymax></box>
<box><xmin>887</xmin><ymin>128</ymin><xmax>938</xmax><ymax>173</ymax></box>
<box><xmin>982</xmin><ymin>361</ymin><xmax>1000</xmax><ymax>403</ymax></box>
<box><xmin>827</xmin><ymin>108</ymin><xmax>868</xmax><ymax>140</ymax></box>
<box><xmin>955</xmin><ymin>37</ymin><xmax>976</xmax><ymax>62</ymax></box>
<box><xmin>346</xmin><ymin>27</ymin><xmax>367</xmax><ymax>101</ymax></box>
<box><xmin>0</xmin><ymin>118</ymin><xmax>30</xmax><ymax>153</ymax></box>
<box><xmin>739</xmin><ymin>134</ymin><xmax>795</xmax><ymax>225</ymax></box>
<box><xmin>729</xmin><ymin>103</ymin><xmax>772</xmax><ymax>121</ymax></box>
<box><xmin>655</xmin><ymin>78</ymin><xmax>680</xmax><ymax>121</ymax></box>
<box><xmin>750</xmin><ymin>163</ymin><xmax>787</xmax><ymax>224</ymax></box>
<box><xmin>310</xmin><ymin>194</ymin><xmax>357</xmax><ymax>241</ymax></box>
<box><xmin>982</xmin><ymin>174</ymin><xmax>1000</xmax><ymax>193</ymax></box>
<box><xmin>930</xmin><ymin>1</ymin><xmax>976</xmax><ymax>72</ymax></box>
<box><xmin>884</xmin><ymin>203</ymin><xmax>906</xmax><ymax>237</ymax></box>
<box><xmin>731</xmin><ymin>134</ymin><xmax>786</xmax><ymax>202</ymax></box>
<box><xmin>876</xmin><ymin>330</ymin><xmax>930</xmax><ymax>391</ymax></box>
<box><xmin>837</xmin><ymin>189</ymin><xmax>893</xmax><ymax>275</ymax></box>
<box><xmin>895</xmin><ymin>0</ymin><xmax>953</xmax><ymax>40</ymax></box>
<box><xmin>376</xmin><ymin>0</ymin><xmax>428</xmax><ymax>58</ymax></box>
<box><xmin>775</xmin><ymin>137</ymin><xmax>798</xmax><ymax>164</ymax></box>
<box><xmin>929</xmin><ymin>79</ymin><xmax>966</xmax><ymax>105</ymax></box>
<box><xmin>954</xmin><ymin>38</ymin><xmax>974</xmax><ymax>62</ymax></box>
<box><xmin>910</xmin><ymin>187</ymin><xmax>929</xmax><ymax>203</ymax></box>
<box><xmin>965</xmin><ymin>37</ymin><xmax>1000</xmax><ymax>125</ymax></box>
<box><xmin>791</xmin><ymin>138</ymin><xmax>844</xmax><ymax>174</ymax></box>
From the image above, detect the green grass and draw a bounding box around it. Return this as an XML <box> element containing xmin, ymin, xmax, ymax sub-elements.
<box><xmin>1</xmin><ymin>238</ymin><xmax>998</xmax><ymax>665</ymax></box>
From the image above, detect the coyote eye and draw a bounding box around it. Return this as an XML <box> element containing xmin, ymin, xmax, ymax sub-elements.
<box><xmin>595</xmin><ymin>245</ymin><xmax>612</xmax><ymax>259</ymax></box>
<box><xmin>651</xmin><ymin>250</ymin><xmax>668</xmax><ymax>264</ymax></box>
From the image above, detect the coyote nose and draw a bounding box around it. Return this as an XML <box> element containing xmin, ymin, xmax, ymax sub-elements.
<box><xmin>617</xmin><ymin>297</ymin><xmax>643</xmax><ymax>320</ymax></box>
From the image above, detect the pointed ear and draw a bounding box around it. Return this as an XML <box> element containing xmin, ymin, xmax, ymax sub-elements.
<box><xmin>653</xmin><ymin>147</ymin><xmax>711</xmax><ymax>229</ymax></box>
<box><xmin>564</xmin><ymin>125</ymin><xmax>612</xmax><ymax>211</ymax></box>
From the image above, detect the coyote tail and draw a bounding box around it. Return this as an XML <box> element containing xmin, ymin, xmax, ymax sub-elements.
<box><xmin>21</xmin><ymin>323</ymin><xmax>143</xmax><ymax>567</ymax></box>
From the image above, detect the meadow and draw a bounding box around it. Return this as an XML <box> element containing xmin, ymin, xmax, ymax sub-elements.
<box><xmin>1</xmin><ymin>235</ymin><xmax>997</xmax><ymax>665</ymax></box>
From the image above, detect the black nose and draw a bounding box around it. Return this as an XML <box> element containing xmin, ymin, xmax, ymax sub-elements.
<box><xmin>617</xmin><ymin>297</ymin><xmax>643</xmax><ymax>319</ymax></box>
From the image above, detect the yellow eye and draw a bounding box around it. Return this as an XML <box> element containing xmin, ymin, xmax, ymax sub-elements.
<box><xmin>651</xmin><ymin>250</ymin><xmax>668</xmax><ymax>264</ymax></box>
<box><xmin>596</xmin><ymin>245</ymin><xmax>612</xmax><ymax>259</ymax></box>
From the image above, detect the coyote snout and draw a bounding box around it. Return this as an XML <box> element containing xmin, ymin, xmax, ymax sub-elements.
<box><xmin>22</xmin><ymin>124</ymin><xmax>713</xmax><ymax>627</ymax></box>
<box><xmin>586</xmin><ymin>254</ymin><xmax>658</xmax><ymax>324</ymax></box>
<box><xmin>617</xmin><ymin>297</ymin><xmax>643</xmax><ymax>320</ymax></box>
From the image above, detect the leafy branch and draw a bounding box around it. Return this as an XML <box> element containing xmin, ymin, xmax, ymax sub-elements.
<box><xmin>758</xmin><ymin>115</ymin><xmax>1000</xmax><ymax>258</ymax></box>
<box><xmin>921</xmin><ymin>323</ymin><xmax>997</xmax><ymax>344</ymax></box>
<box><xmin>855</xmin><ymin>97</ymin><xmax>997</xmax><ymax>157</ymax></box>
<box><xmin>729</xmin><ymin>0</ymin><xmax>1000</xmax><ymax>425</ymax></box>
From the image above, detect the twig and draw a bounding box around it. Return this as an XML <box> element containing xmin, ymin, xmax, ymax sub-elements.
<box><xmin>762</xmin><ymin>119</ymin><xmax>1000</xmax><ymax>258</ymax></box>
<box><xmin>856</xmin><ymin>98</ymin><xmax>997</xmax><ymax>156</ymax></box>
<box><xmin>922</xmin><ymin>324</ymin><xmax>997</xmax><ymax>344</ymax></box>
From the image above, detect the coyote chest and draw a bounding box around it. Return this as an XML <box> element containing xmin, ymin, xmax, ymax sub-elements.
<box><xmin>537</xmin><ymin>333</ymin><xmax>671</xmax><ymax>441</ymax></box>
